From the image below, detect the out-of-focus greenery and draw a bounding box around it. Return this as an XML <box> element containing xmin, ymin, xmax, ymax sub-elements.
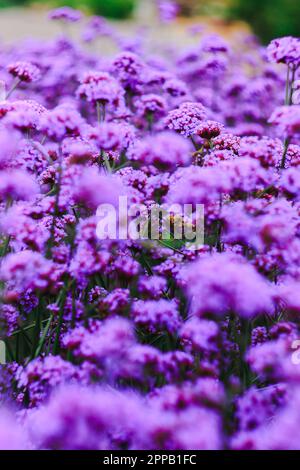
<box><xmin>228</xmin><ymin>0</ymin><xmax>300</xmax><ymax>43</ymax></box>
<box><xmin>0</xmin><ymin>0</ymin><xmax>28</xmax><ymax>7</ymax></box>
<box><xmin>0</xmin><ymin>0</ymin><xmax>136</xmax><ymax>19</ymax></box>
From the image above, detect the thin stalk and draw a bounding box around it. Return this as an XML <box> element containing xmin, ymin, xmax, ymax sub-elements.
<box><xmin>281</xmin><ymin>65</ymin><xmax>297</xmax><ymax>169</ymax></box>
<box><xmin>6</xmin><ymin>78</ymin><xmax>21</xmax><ymax>99</ymax></box>
<box><xmin>102</xmin><ymin>151</ymin><xmax>112</xmax><ymax>173</ymax></box>
<box><xmin>0</xmin><ymin>235</ymin><xmax>11</xmax><ymax>258</ymax></box>
<box><xmin>96</xmin><ymin>101</ymin><xmax>106</xmax><ymax>123</ymax></box>
<box><xmin>285</xmin><ymin>64</ymin><xmax>290</xmax><ymax>105</ymax></box>
<box><xmin>288</xmin><ymin>65</ymin><xmax>296</xmax><ymax>105</ymax></box>
<box><xmin>10</xmin><ymin>317</ymin><xmax>51</xmax><ymax>336</ymax></box>
<box><xmin>30</xmin><ymin>301</ymin><xmax>42</xmax><ymax>360</ymax></box>
<box><xmin>190</xmin><ymin>136</ymin><xmax>199</xmax><ymax>151</ymax></box>
<box><xmin>96</xmin><ymin>101</ymin><xmax>101</xmax><ymax>123</ymax></box>
<box><xmin>34</xmin><ymin>314</ymin><xmax>54</xmax><ymax>358</ymax></box>
<box><xmin>52</xmin><ymin>280</ymin><xmax>74</xmax><ymax>355</ymax></box>
<box><xmin>147</xmin><ymin>113</ymin><xmax>154</xmax><ymax>132</ymax></box>
<box><xmin>157</xmin><ymin>239</ymin><xmax>185</xmax><ymax>255</ymax></box>
<box><xmin>281</xmin><ymin>138</ymin><xmax>290</xmax><ymax>170</ymax></box>
<box><xmin>46</xmin><ymin>164</ymin><xmax>62</xmax><ymax>258</ymax></box>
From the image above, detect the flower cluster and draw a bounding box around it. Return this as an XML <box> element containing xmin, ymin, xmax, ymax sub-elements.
<box><xmin>0</xmin><ymin>7</ymin><xmax>300</xmax><ymax>450</ymax></box>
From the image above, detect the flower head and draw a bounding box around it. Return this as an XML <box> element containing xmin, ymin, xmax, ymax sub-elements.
<box><xmin>7</xmin><ymin>61</ymin><xmax>41</xmax><ymax>83</ymax></box>
<box><xmin>76</xmin><ymin>71</ymin><xmax>125</xmax><ymax>110</ymax></box>
<box><xmin>267</xmin><ymin>36</ymin><xmax>300</xmax><ymax>67</ymax></box>
<box><xmin>183</xmin><ymin>253</ymin><xmax>274</xmax><ymax>318</ymax></box>
<box><xmin>165</xmin><ymin>102</ymin><xmax>207</xmax><ymax>137</ymax></box>
<box><xmin>48</xmin><ymin>7</ymin><xmax>82</xmax><ymax>23</ymax></box>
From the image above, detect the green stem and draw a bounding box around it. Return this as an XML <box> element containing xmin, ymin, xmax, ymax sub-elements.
<box><xmin>281</xmin><ymin>65</ymin><xmax>296</xmax><ymax>169</ymax></box>
<box><xmin>285</xmin><ymin>64</ymin><xmax>290</xmax><ymax>105</ymax></box>
<box><xmin>102</xmin><ymin>151</ymin><xmax>112</xmax><ymax>173</ymax></box>
<box><xmin>0</xmin><ymin>235</ymin><xmax>11</xmax><ymax>258</ymax></box>
<box><xmin>281</xmin><ymin>138</ymin><xmax>290</xmax><ymax>170</ymax></box>
<box><xmin>46</xmin><ymin>165</ymin><xmax>62</xmax><ymax>258</ymax></box>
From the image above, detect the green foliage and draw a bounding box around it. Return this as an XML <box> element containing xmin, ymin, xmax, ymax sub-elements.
<box><xmin>87</xmin><ymin>0</ymin><xmax>136</xmax><ymax>19</ymax></box>
<box><xmin>229</xmin><ymin>0</ymin><xmax>300</xmax><ymax>43</ymax></box>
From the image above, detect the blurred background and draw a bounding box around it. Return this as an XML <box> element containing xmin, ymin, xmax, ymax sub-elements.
<box><xmin>0</xmin><ymin>0</ymin><xmax>298</xmax><ymax>43</ymax></box>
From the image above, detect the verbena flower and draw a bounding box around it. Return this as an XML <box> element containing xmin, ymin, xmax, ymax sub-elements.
<box><xmin>183</xmin><ymin>253</ymin><xmax>274</xmax><ymax>318</ymax></box>
<box><xmin>76</xmin><ymin>71</ymin><xmax>125</xmax><ymax>110</ymax></box>
<box><xmin>128</xmin><ymin>131</ymin><xmax>191</xmax><ymax>170</ymax></box>
<box><xmin>1</xmin><ymin>6</ymin><xmax>300</xmax><ymax>452</ymax></box>
<box><xmin>7</xmin><ymin>61</ymin><xmax>41</xmax><ymax>83</ymax></box>
<box><xmin>267</xmin><ymin>36</ymin><xmax>300</xmax><ymax>67</ymax></box>
<box><xmin>165</xmin><ymin>102</ymin><xmax>207</xmax><ymax>137</ymax></box>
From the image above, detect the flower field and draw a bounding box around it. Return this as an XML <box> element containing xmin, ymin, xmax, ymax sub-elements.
<box><xmin>0</xmin><ymin>5</ymin><xmax>300</xmax><ymax>450</ymax></box>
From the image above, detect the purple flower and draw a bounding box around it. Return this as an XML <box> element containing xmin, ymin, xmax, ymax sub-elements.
<box><xmin>48</xmin><ymin>7</ymin><xmax>82</xmax><ymax>23</ymax></box>
<box><xmin>0</xmin><ymin>205</ymin><xmax>49</xmax><ymax>251</ymax></box>
<box><xmin>235</xmin><ymin>384</ymin><xmax>287</xmax><ymax>432</ymax></box>
<box><xmin>269</xmin><ymin>106</ymin><xmax>300</xmax><ymax>139</ymax></box>
<box><xmin>73</xmin><ymin>167</ymin><xmax>126</xmax><ymax>210</ymax></box>
<box><xmin>163</xmin><ymin>78</ymin><xmax>188</xmax><ymax>98</ymax></box>
<box><xmin>0</xmin><ymin>410</ymin><xmax>28</xmax><ymax>450</ymax></box>
<box><xmin>239</xmin><ymin>136</ymin><xmax>283</xmax><ymax>168</ymax></box>
<box><xmin>157</xmin><ymin>1</ymin><xmax>180</xmax><ymax>24</ymax></box>
<box><xmin>166</xmin><ymin>165</ymin><xmax>228</xmax><ymax>207</ymax></box>
<box><xmin>246</xmin><ymin>338</ymin><xmax>300</xmax><ymax>382</ymax></box>
<box><xmin>0</xmin><ymin>128</ymin><xmax>19</xmax><ymax>168</ymax></box>
<box><xmin>76</xmin><ymin>71</ymin><xmax>125</xmax><ymax>110</ymax></box>
<box><xmin>200</xmin><ymin>34</ymin><xmax>230</xmax><ymax>54</ymax></box>
<box><xmin>134</xmin><ymin>93</ymin><xmax>167</xmax><ymax>119</ymax></box>
<box><xmin>63</xmin><ymin>317</ymin><xmax>135</xmax><ymax>370</ymax></box>
<box><xmin>212</xmin><ymin>133</ymin><xmax>241</xmax><ymax>153</ymax></box>
<box><xmin>82</xmin><ymin>16</ymin><xmax>114</xmax><ymax>43</ymax></box>
<box><xmin>183</xmin><ymin>253</ymin><xmax>274</xmax><ymax>318</ymax></box>
<box><xmin>0</xmin><ymin>169</ymin><xmax>39</xmax><ymax>201</ymax></box>
<box><xmin>196</xmin><ymin>120</ymin><xmax>224</xmax><ymax>139</ymax></box>
<box><xmin>3</xmin><ymin>5</ymin><xmax>300</xmax><ymax>451</ymax></box>
<box><xmin>180</xmin><ymin>318</ymin><xmax>219</xmax><ymax>353</ymax></box>
<box><xmin>0</xmin><ymin>304</ymin><xmax>18</xmax><ymax>337</ymax></box>
<box><xmin>111</xmin><ymin>51</ymin><xmax>146</xmax><ymax>92</ymax></box>
<box><xmin>98</xmin><ymin>288</ymin><xmax>130</xmax><ymax>315</ymax></box>
<box><xmin>280</xmin><ymin>167</ymin><xmax>300</xmax><ymax>198</ymax></box>
<box><xmin>17</xmin><ymin>356</ymin><xmax>77</xmax><ymax>406</ymax></box>
<box><xmin>39</xmin><ymin>105</ymin><xmax>84</xmax><ymax>140</ymax></box>
<box><xmin>62</xmin><ymin>137</ymin><xmax>98</xmax><ymax>164</ymax></box>
<box><xmin>137</xmin><ymin>275</ymin><xmax>167</xmax><ymax>299</ymax></box>
<box><xmin>0</xmin><ymin>251</ymin><xmax>60</xmax><ymax>296</ymax></box>
<box><xmin>85</xmin><ymin>122</ymin><xmax>136</xmax><ymax>153</ymax></box>
<box><xmin>131</xmin><ymin>299</ymin><xmax>181</xmax><ymax>334</ymax></box>
<box><xmin>128</xmin><ymin>131</ymin><xmax>191</xmax><ymax>170</ymax></box>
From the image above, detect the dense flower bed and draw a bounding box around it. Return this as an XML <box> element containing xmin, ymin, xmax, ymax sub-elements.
<box><xmin>0</xmin><ymin>6</ymin><xmax>300</xmax><ymax>450</ymax></box>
